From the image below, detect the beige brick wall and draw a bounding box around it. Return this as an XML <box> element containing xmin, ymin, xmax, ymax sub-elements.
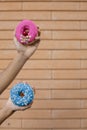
<box><xmin>0</xmin><ymin>0</ymin><xmax>87</xmax><ymax>129</ymax></box>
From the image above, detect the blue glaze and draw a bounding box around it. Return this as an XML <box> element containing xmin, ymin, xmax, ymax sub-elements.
<box><xmin>10</xmin><ymin>83</ymin><xmax>34</xmax><ymax>106</ymax></box>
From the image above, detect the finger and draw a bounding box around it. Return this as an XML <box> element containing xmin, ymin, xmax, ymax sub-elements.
<box><xmin>16</xmin><ymin>81</ymin><xmax>20</xmax><ymax>84</ymax></box>
<box><xmin>23</xmin><ymin>81</ymin><xmax>27</xmax><ymax>84</ymax></box>
<box><xmin>29</xmin><ymin>101</ymin><xmax>33</xmax><ymax>107</ymax></box>
<box><xmin>37</xmin><ymin>28</ymin><xmax>40</xmax><ymax>32</ymax></box>
<box><xmin>29</xmin><ymin>38</ymin><xmax>40</xmax><ymax>46</ymax></box>
<box><xmin>38</xmin><ymin>30</ymin><xmax>41</xmax><ymax>36</ymax></box>
<box><xmin>13</xmin><ymin>36</ymin><xmax>17</xmax><ymax>43</ymax></box>
<box><xmin>35</xmin><ymin>36</ymin><xmax>40</xmax><ymax>40</ymax></box>
<box><xmin>33</xmin><ymin>39</ymin><xmax>40</xmax><ymax>48</ymax></box>
<box><xmin>13</xmin><ymin>29</ymin><xmax>16</xmax><ymax>36</ymax></box>
<box><xmin>37</xmin><ymin>25</ymin><xmax>39</xmax><ymax>29</ymax></box>
<box><xmin>20</xmin><ymin>101</ymin><xmax>33</xmax><ymax>110</ymax></box>
<box><xmin>33</xmin><ymin>87</ymin><xmax>36</xmax><ymax>94</ymax></box>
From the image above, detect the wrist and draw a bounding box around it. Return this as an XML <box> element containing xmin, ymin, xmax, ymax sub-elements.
<box><xmin>18</xmin><ymin>51</ymin><xmax>28</xmax><ymax>61</ymax></box>
<box><xmin>0</xmin><ymin>102</ymin><xmax>14</xmax><ymax>125</ymax></box>
<box><xmin>5</xmin><ymin>100</ymin><xmax>14</xmax><ymax>113</ymax></box>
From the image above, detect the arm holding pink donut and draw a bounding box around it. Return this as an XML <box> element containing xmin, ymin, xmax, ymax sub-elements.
<box><xmin>0</xmin><ymin>27</ymin><xmax>40</xmax><ymax>94</ymax></box>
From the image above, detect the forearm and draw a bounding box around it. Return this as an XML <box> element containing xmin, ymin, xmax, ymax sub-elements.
<box><xmin>0</xmin><ymin>52</ymin><xmax>28</xmax><ymax>94</ymax></box>
<box><xmin>0</xmin><ymin>105</ymin><xmax>14</xmax><ymax>125</ymax></box>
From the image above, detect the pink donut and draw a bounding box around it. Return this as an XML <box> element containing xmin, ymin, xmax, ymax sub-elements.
<box><xmin>15</xmin><ymin>20</ymin><xmax>38</xmax><ymax>45</ymax></box>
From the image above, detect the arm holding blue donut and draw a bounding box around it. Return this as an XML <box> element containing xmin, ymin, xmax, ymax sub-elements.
<box><xmin>0</xmin><ymin>97</ymin><xmax>33</xmax><ymax>125</ymax></box>
<box><xmin>0</xmin><ymin>28</ymin><xmax>40</xmax><ymax>94</ymax></box>
<box><xmin>0</xmin><ymin>82</ymin><xmax>34</xmax><ymax>125</ymax></box>
<box><xmin>0</xmin><ymin>100</ymin><xmax>14</xmax><ymax>125</ymax></box>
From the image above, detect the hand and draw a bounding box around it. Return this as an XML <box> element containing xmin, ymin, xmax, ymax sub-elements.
<box><xmin>14</xmin><ymin>26</ymin><xmax>41</xmax><ymax>59</ymax></box>
<box><xmin>6</xmin><ymin>98</ymin><xmax>33</xmax><ymax>111</ymax></box>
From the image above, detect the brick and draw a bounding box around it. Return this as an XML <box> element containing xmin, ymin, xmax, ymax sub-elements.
<box><xmin>0</xmin><ymin>21</ymin><xmax>17</xmax><ymax>30</ymax></box>
<box><xmin>24</xmin><ymin>60</ymin><xmax>55</xmax><ymax>69</ymax></box>
<box><xmin>81</xmin><ymin>41</ymin><xmax>87</xmax><ymax>49</ymax></box>
<box><xmin>0</xmin><ymin>2</ymin><xmax>22</xmax><ymax>10</ymax></box>
<box><xmin>41</xmin><ymin>31</ymin><xmax>52</xmax><ymax>40</ymax></box>
<box><xmin>52</xmin><ymin>90</ymin><xmax>81</xmax><ymax>99</ymax></box>
<box><xmin>0</xmin><ymin>11</ymin><xmax>51</xmax><ymax>20</ymax></box>
<box><xmin>81</xmin><ymin>100</ymin><xmax>87</xmax><ymax>109</ymax></box>
<box><xmin>52</xmin><ymin>0</ymin><xmax>85</xmax><ymax>1</ymax></box>
<box><xmin>35</xmin><ymin>90</ymin><xmax>51</xmax><ymax>99</ymax></box>
<box><xmin>52</xmin><ymin>70</ymin><xmax>73</xmax><ymax>79</ymax></box>
<box><xmin>81</xmin><ymin>100</ymin><xmax>87</xmax><ymax>108</ymax></box>
<box><xmin>81</xmin><ymin>80</ymin><xmax>87</xmax><ymax>89</ymax></box>
<box><xmin>17</xmin><ymin>70</ymin><xmax>51</xmax><ymax>79</ymax></box>
<box><xmin>0</xmin><ymin>40</ymin><xmax>15</xmax><ymax>50</ymax></box>
<box><xmin>22</xmin><ymin>119</ymin><xmax>80</xmax><ymax>128</ymax></box>
<box><xmin>76</xmin><ymin>12</ymin><xmax>87</xmax><ymax>20</ymax></box>
<box><xmin>52</xmin><ymin>11</ymin><xmax>87</xmax><ymax>20</ymax></box>
<box><xmin>52</xmin><ymin>12</ymin><xmax>79</xmax><ymax>20</ymax></box>
<box><xmin>80</xmin><ymin>21</ymin><xmax>87</xmax><ymax>30</ymax></box>
<box><xmin>50</xmin><ymin>89</ymin><xmax>87</xmax><ymax>99</ymax></box>
<box><xmin>54</xmin><ymin>60</ymin><xmax>80</xmax><ymax>69</ymax></box>
<box><xmin>23</xmin><ymin>2</ymin><xmax>79</xmax><ymax>11</ymax></box>
<box><xmin>0</xmin><ymin>119</ymin><xmax>21</xmax><ymax>128</ymax></box>
<box><xmin>8</xmin><ymin>79</ymin><xmax>80</xmax><ymax>89</ymax></box>
<box><xmin>80</xmin><ymin>70</ymin><xmax>87</xmax><ymax>79</ymax></box>
<box><xmin>23</xmin><ymin>0</ymin><xmax>51</xmax><ymax>1</ymax></box>
<box><xmin>81</xmin><ymin>119</ymin><xmax>87</xmax><ymax>128</ymax></box>
<box><xmin>53</xmin><ymin>129</ymin><xmax>87</xmax><ymax>130</ymax></box>
<box><xmin>80</xmin><ymin>2</ymin><xmax>87</xmax><ymax>10</ymax></box>
<box><xmin>32</xmin><ymin>100</ymin><xmax>80</xmax><ymax>109</ymax></box>
<box><xmin>81</xmin><ymin>60</ymin><xmax>87</xmax><ymax>69</ymax></box>
<box><xmin>53</xmin><ymin>31</ymin><xmax>87</xmax><ymax>40</ymax></box>
<box><xmin>0</xmin><ymin>128</ymin><xmax>51</xmax><ymax>130</ymax></box>
<box><xmin>53</xmin><ymin>109</ymin><xmax>87</xmax><ymax>119</ymax></box>
<box><xmin>80</xmin><ymin>109</ymin><xmax>87</xmax><ymax>118</ymax></box>
<box><xmin>81</xmin><ymin>50</ymin><xmax>87</xmax><ymax>59</ymax></box>
<box><xmin>39</xmin><ymin>40</ymin><xmax>80</xmax><ymax>50</ymax></box>
<box><xmin>52</xmin><ymin>50</ymin><xmax>87</xmax><ymax>60</ymax></box>
<box><xmin>52</xmin><ymin>70</ymin><xmax>87</xmax><ymax>79</ymax></box>
<box><xmin>52</xmin><ymin>109</ymin><xmax>81</xmax><ymax>118</ymax></box>
<box><xmin>52</xmin><ymin>50</ymin><xmax>81</xmax><ymax>60</ymax></box>
<box><xmin>0</xmin><ymin>50</ymin><xmax>16</xmax><ymax>59</ymax></box>
<box><xmin>78</xmin><ymin>90</ymin><xmax>87</xmax><ymax>99</ymax></box>
<box><xmin>3</xmin><ymin>0</ymin><xmax>51</xmax><ymax>2</ymax></box>
<box><xmin>0</xmin><ymin>31</ymin><xmax>12</xmax><ymax>40</ymax></box>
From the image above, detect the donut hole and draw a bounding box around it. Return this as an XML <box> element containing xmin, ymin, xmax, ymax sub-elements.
<box><xmin>19</xmin><ymin>92</ymin><xmax>25</xmax><ymax>97</ymax></box>
<box><xmin>22</xmin><ymin>26</ymin><xmax>29</xmax><ymax>36</ymax></box>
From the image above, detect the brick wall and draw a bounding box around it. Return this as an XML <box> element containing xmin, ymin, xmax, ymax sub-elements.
<box><xmin>0</xmin><ymin>0</ymin><xmax>87</xmax><ymax>129</ymax></box>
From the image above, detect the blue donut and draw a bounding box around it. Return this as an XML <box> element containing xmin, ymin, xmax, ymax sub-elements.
<box><xmin>10</xmin><ymin>83</ymin><xmax>34</xmax><ymax>106</ymax></box>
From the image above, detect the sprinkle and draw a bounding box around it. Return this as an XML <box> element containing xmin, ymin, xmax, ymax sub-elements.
<box><xmin>20</xmin><ymin>34</ymin><xmax>31</xmax><ymax>44</ymax></box>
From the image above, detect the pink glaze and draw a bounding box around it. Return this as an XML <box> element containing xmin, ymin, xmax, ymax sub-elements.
<box><xmin>15</xmin><ymin>20</ymin><xmax>38</xmax><ymax>45</ymax></box>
